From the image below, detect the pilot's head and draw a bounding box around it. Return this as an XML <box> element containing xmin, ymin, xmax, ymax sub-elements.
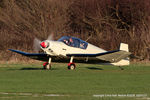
<box><xmin>64</xmin><ymin>39</ymin><xmax>69</xmax><ymax>44</ymax></box>
<box><xmin>69</xmin><ymin>38</ymin><xmax>73</xmax><ymax>42</ymax></box>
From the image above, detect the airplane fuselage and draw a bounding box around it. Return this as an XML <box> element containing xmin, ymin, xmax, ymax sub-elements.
<box><xmin>42</xmin><ymin>40</ymin><xmax>106</xmax><ymax>56</ymax></box>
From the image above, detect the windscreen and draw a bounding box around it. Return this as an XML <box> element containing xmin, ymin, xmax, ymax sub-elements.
<box><xmin>58</xmin><ymin>36</ymin><xmax>88</xmax><ymax>49</ymax></box>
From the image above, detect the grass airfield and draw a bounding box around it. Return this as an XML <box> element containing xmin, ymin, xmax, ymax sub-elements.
<box><xmin>0</xmin><ymin>63</ymin><xmax>150</xmax><ymax>100</ymax></box>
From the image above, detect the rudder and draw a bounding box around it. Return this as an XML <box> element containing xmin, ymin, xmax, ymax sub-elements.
<box><xmin>120</xmin><ymin>43</ymin><xmax>129</xmax><ymax>52</ymax></box>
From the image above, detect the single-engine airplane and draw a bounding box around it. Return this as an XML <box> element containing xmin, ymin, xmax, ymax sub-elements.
<box><xmin>9</xmin><ymin>36</ymin><xmax>131</xmax><ymax>70</ymax></box>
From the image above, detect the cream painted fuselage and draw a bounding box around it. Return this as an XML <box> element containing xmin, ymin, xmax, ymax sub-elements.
<box><xmin>40</xmin><ymin>40</ymin><xmax>130</xmax><ymax>66</ymax></box>
<box><xmin>41</xmin><ymin>40</ymin><xmax>106</xmax><ymax>56</ymax></box>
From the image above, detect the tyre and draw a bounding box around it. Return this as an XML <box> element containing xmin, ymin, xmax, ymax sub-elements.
<box><xmin>68</xmin><ymin>64</ymin><xmax>76</xmax><ymax>70</ymax></box>
<box><xmin>43</xmin><ymin>63</ymin><xmax>51</xmax><ymax>70</ymax></box>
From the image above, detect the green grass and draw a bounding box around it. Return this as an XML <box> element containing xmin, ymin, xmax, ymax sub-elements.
<box><xmin>0</xmin><ymin>63</ymin><xmax>150</xmax><ymax>100</ymax></box>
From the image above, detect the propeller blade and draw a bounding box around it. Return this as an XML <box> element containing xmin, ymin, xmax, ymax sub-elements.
<box><xmin>33</xmin><ymin>38</ymin><xmax>41</xmax><ymax>53</ymax></box>
<box><xmin>47</xmin><ymin>34</ymin><xmax>54</xmax><ymax>40</ymax></box>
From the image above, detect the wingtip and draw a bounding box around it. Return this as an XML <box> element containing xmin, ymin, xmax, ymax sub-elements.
<box><xmin>8</xmin><ymin>49</ymin><xmax>27</xmax><ymax>55</ymax></box>
<box><xmin>8</xmin><ymin>49</ymin><xmax>15</xmax><ymax>52</ymax></box>
<box><xmin>8</xmin><ymin>49</ymin><xmax>18</xmax><ymax>52</ymax></box>
<box><xmin>8</xmin><ymin>49</ymin><xmax>13</xmax><ymax>51</ymax></box>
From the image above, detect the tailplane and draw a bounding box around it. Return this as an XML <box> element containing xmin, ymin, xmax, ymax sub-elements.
<box><xmin>111</xmin><ymin>43</ymin><xmax>130</xmax><ymax>66</ymax></box>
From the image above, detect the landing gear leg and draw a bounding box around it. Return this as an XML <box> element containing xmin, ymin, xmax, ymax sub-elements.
<box><xmin>68</xmin><ymin>56</ymin><xmax>76</xmax><ymax>70</ymax></box>
<box><xmin>43</xmin><ymin>58</ymin><xmax>52</xmax><ymax>70</ymax></box>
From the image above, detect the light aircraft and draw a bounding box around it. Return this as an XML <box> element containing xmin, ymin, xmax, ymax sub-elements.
<box><xmin>9</xmin><ymin>36</ymin><xmax>131</xmax><ymax>70</ymax></box>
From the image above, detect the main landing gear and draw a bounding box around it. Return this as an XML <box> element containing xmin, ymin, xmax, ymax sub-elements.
<box><xmin>43</xmin><ymin>56</ymin><xmax>76</xmax><ymax>70</ymax></box>
<box><xmin>68</xmin><ymin>62</ymin><xmax>76</xmax><ymax>70</ymax></box>
<box><xmin>68</xmin><ymin>56</ymin><xmax>76</xmax><ymax>70</ymax></box>
<box><xmin>43</xmin><ymin>62</ymin><xmax>51</xmax><ymax>70</ymax></box>
<box><xmin>43</xmin><ymin>57</ymin><xmax>51</xmax><ymax>70</ymax></box>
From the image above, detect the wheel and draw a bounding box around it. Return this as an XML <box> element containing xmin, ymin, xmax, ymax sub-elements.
<box><xmin>43</xmin><ymin>65</ymin><xmax>46</xmax><ymax>69</ymax></box>
<box><xmin>68</xmin><ymin>64</ymin><xmax>76</xmax><ymax>70</ymax></box>
<box><xmin>43</xmin><ymin>63</ymin><xmax>51</xmax><ymax>70</ymax></box>
<box><xmin>46</xmin><ymin>64</ymin><xmax>51</xmax><ymax>70</ymax></box>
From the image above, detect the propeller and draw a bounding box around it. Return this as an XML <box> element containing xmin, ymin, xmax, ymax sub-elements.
<box><xmin>47</xmin><ymin>34</ymin><xmax>54</xmax><ymax>40</ymax></box>
<box><xmin>33</xmin><ymin>38</ymin><xmax>42</xmax><ymax>53</ymax></box>
<box><xmin>33</xmin><ymin>34</ymin><xmax>54</xmax><ymax>53</ymax></box>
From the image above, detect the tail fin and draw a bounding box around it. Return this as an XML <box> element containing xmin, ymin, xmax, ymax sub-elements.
<box><xmin>111</xmin><ymin>43</ymin><xmax>130</xmax><ymax>66</ymax></box>
<box><xmin>120</xmin><ymin>43</ymin><xmax>129</xmax><ymax>52</ymax></box>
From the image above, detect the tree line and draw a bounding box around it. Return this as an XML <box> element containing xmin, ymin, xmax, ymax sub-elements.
<box><xmin>0</xmin><ymin>0</ymin><xmax>150</xmax><ymax>61</ymax></box>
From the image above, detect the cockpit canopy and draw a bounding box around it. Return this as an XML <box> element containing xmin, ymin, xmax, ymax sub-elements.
<box><xmin>58</xmin><ymin>36</ymin><xmax>88</xmax><ymax>49</ymax></box>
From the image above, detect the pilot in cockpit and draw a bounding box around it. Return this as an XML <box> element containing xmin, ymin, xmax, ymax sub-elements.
<box><xmin>63</xmin><ymin>39</ymin><xmax>69</xmax><ymax>45</ymax></box>
<box><xmin>69</xmin><ymin>38</ymin><xmax>74</xmax><ymax>46</ymax></box>
<box><xmin>80</xmin><ymin>42</ymin><xmax>85</xmax><ymax>49</ymax></box>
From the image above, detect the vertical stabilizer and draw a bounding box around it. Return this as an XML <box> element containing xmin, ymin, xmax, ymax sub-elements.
<box><xmin>120</xmin><ymin>43</ymin><xmax>129</xmax><ymax>52</ymax></box>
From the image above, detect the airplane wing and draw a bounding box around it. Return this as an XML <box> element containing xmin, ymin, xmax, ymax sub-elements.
<box><xmin>66</xmin><ymin>50</ymin><xmax>131</xmax><ymax>63</ymax></box>
<box><xmin>9</xmin><ymin>49</ymin><xmax>131</xmax><ymax>63</ymax></box>
<box><xmin>9</xmin><ymin>49</ymin><xmax>70</xmax><ymax>62</ymax></box>
<box><xmin>9</xmin><ymin>49</ymin><xmax>50</xmax><ymax>61</ymax></box>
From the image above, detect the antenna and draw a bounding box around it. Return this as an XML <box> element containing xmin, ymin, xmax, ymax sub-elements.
<box><xmin>85</xmin><ymin>35</ymin><xmax>92</xmax><ymax>42</ymax></box>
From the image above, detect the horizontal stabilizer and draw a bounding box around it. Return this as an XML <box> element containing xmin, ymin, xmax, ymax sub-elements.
<box><xmin>97</xmin><ymin>43</ymin><xmax>131</xmax><ymax>63</ymax></box>
<box><xmin>96</xmin><ymin>50</ymin><xmax>131</xmax><ymax>63</ymax></box>
<box><xmin>111</xmin><ymin>43</ymin><xmax>130</xmax><ymax>65</ymax></box>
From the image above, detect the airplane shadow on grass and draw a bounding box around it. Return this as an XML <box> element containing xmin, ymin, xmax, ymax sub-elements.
<box><xmin>21</xmin><ymin>67</ymin><xmax>103</xmax><ymax>70</ymax></box>
<box><xmin>86</xmin><ymin>67</ymin><xmax>103</xmax><ymax>70</ymax></box>
<box><xmin>20</xmin><ymin>68</ymin><xmax>58</xmax><ymax>70</ymax></box>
